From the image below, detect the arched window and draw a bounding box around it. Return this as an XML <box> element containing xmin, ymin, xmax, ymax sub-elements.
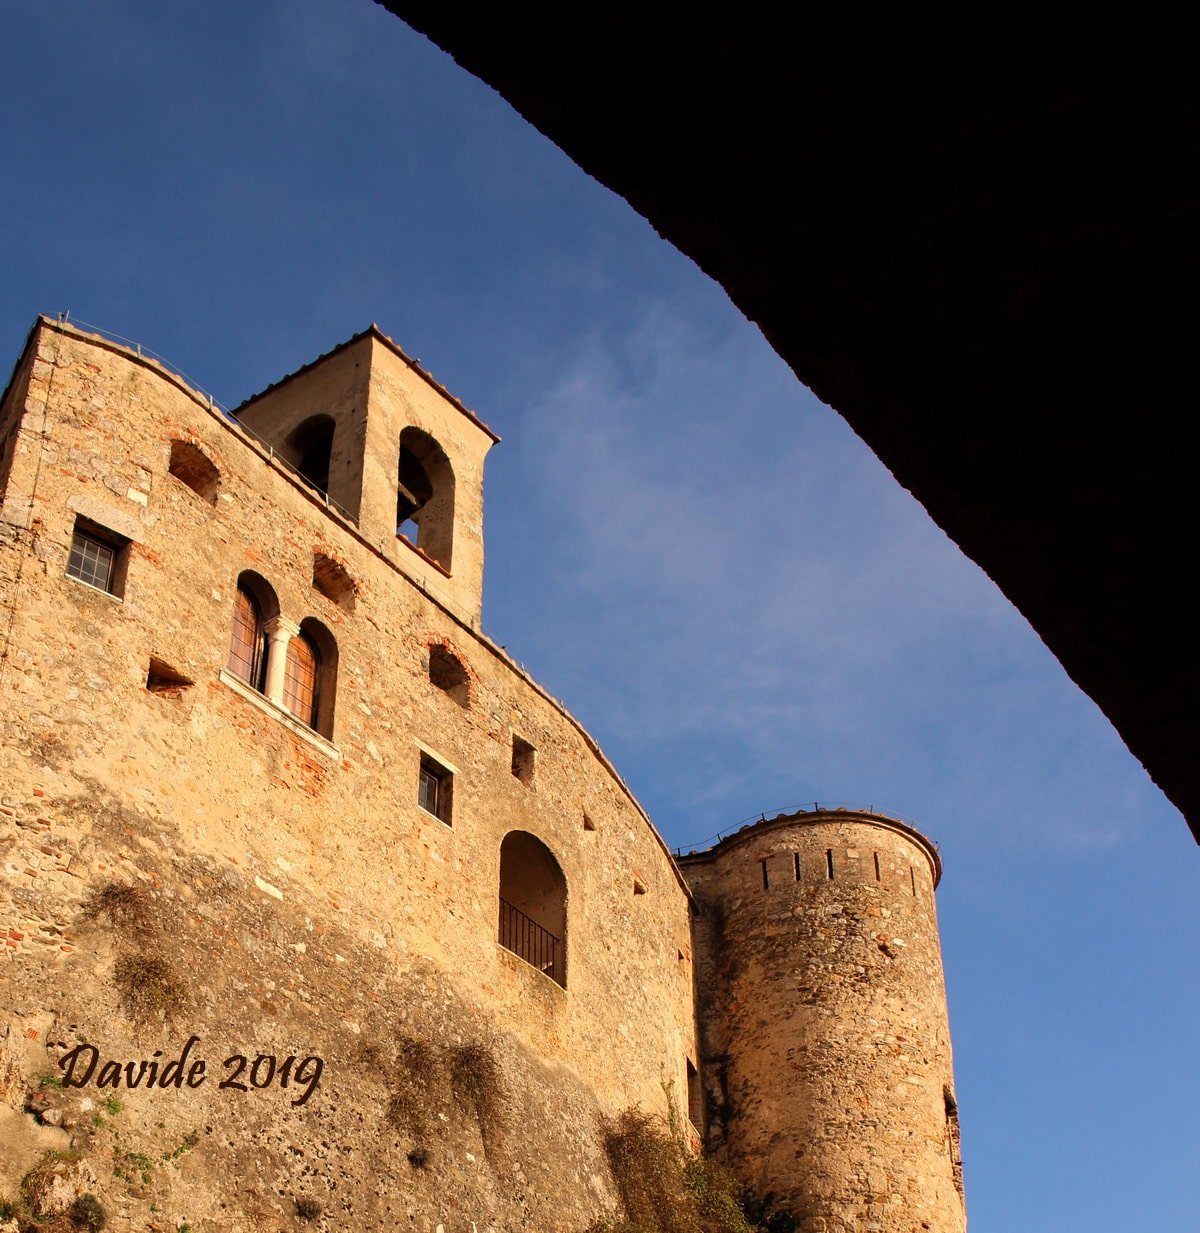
<box><xmin>396</xmin><ymin>427</ymin><xmax>455</xmax><ymax>570</ymax></box>
<box><xmin>227</xmin><ymin>572</ymin><xmax>278</xmax><ymax>692</ymax></box>
<box><xmin>294</xmin><ymin>617</ymin><xmax>338</xmax><ymax>738</ymax></box>
<box><xmin>227</xmin><ymin>587</ymin><xmax>264</xmax><ymax>688</ymax></box>
<box><xmin>283</xmin><ymin>415</ymin><xmax>336</xmax><ymax>497</ymax></box>
<box><xmin>283</xmin><ymin>631</ymin><xmax>320</xmax><ymax>727</ymax></box>
<box><xmin>224</xmin><ymin>577</ymin><xmax>336</xmax><ymax>741</ymax></box>
<box><xmin>498</xmin><ymin>832</ymin><xmax>567</xmax><ymax>988</ymax></box>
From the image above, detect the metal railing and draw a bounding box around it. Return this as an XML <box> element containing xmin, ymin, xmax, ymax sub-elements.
<box><xmin>674</xmin><ymin>802</ymin><xmax>935</xmax><ymax>856</ymax></box>
<box><xmin>48</xmin><ymin>314</ymin><xmax>489</xmax><ymax>618</ymax></box>
<box><xmin>50</xmin><ymin>313</ymin><xmax>362</xmax><ymax>524</ymax></box>
<box><xmin>499</xmin><ymin>898</ymin><xmax>563</xmax><ymax>986</ymax></box>
<box><xmin>53</xmin><ymin>312</ymin><xmax>231</xmax><ymax>414</ymax></box>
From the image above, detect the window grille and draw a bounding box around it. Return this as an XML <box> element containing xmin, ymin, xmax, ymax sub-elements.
<box><xmin>283</xmin><ymin>633</ymin><xmax>320</xmax><ymax>727</ymax></box>
<box><xmin>418</xmin><ymin>753</ymin><xmax>452</xmax><ymax>824</ymax></box>
<box><xmin>227</xmin><ymin>588</ymin><xmax>265</xmax><ymax>689</ymax></box>
<box><xmin>66</xmin><ymin>530</ymin><xmax>116</xmax><ymax>592</ymax></box>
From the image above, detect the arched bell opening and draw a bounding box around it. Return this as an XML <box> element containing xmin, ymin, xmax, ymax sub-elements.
<box><xmin>283</xmin><ymin>414</ymin><xmax>336</xmax><ymax>497</ymax></box>
<box><xmin>397</xmin><ymin>426</ymin><xmax>455</xmax><ymax>570</ymax></box>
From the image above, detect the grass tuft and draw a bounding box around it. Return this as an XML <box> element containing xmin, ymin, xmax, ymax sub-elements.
<box><xmin>385</xmin><ymin>1036</ymin><xmax>440</xmax><ymax>1144</ymax></box>
<box><xmin>80</xmin><ymin>883</ymin><xmax>157</xmax><ymax>941</ymax></box>
<box><xmin>11</xmin><ymin>1152</ymin><xmax>107</xmax><ymax>1232</ymax></box>
<box><xmin>111</xmin><ymin>954</ymin><xmax>186</xmax><ymax>1022</ymax></box>
<box><xmin>70</xmin><ymin>1192</ymin><xmax>108</xmax><ymax>1231</ymax></box>
<box><xmin>450</xmin><ymin>1044</ymin><xmax>506</xmax><ymax>1148</ymax></box>
<box><xmin>588</xmin><ymin>1111</ymin><xmax>755</xmax><ymax>1233</ymax></box>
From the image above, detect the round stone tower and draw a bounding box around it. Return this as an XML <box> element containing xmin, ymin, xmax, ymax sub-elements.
<box><xmin>679</xmin><ymin>809</ymin><xmax>965</xmax><ymax>1233</ymax></box>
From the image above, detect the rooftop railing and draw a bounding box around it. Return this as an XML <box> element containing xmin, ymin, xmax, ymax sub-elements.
<box><xmin>674</xmin><ymin>802</ymin><xmax>937</xmax><ymax>856</ymax></box>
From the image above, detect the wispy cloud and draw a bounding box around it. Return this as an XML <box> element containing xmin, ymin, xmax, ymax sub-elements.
<box><xmin>485</xmin><ymin>301</ymin><xmax>1168</xmax><ymax>853</ymax></box>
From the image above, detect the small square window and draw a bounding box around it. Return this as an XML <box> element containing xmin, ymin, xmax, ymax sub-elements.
<box><xmin>66</xmin><ymin>519</ymin><xmax>128</xmax><ymax>597</ymax></box>
<box><xmin>418</xmin><ymin>753</ymin><xmax>452</xmax><ymax>825</ymax></box>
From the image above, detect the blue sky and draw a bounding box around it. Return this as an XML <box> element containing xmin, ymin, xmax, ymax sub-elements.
<box><xmin>3</xmin><ymin>3</ymin><xmax>1197</xmax><ymax>1228</ymax></box>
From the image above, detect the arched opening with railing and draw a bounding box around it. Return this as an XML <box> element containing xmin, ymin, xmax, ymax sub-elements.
<box><xmin>498</xmin><ymin>831</ymin><xmax>567</xmax><ymax>988</ymax></box>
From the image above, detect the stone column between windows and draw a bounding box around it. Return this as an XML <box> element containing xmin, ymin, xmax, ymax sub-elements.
<box><xmin>263</xmin><ymin>616</ymin><xmax>301</xmax><ymax>707</ymax></box>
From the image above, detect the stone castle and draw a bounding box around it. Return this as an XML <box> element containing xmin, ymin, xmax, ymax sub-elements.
<box><xmin>0</xmin><ymin>317</ymin><xmax>965</xmax><ymax>1233</ymax></box>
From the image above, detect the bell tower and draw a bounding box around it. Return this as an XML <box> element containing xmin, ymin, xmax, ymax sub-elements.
<box><xmin>235</xmin><ymin>326</ymin><xmax>498</xmax><ymax>625</ymax></box>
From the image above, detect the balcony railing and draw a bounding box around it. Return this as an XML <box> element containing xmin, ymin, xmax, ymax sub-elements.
<box><xmin>499</xmin><ymin>898</ymin><xmax>564</xmax><ymax>987</ymax></box>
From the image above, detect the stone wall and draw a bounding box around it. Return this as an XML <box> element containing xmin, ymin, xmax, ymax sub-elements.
<box><xmin>0</xmin><ymin>319</ymin><xmax>698</xmax><ymax>1232</ymax></box>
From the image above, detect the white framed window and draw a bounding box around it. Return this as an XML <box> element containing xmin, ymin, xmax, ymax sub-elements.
<box><xmin>66</xmin><ymin>519</ymin><xmax>129</xmax><ymax>597</ymax></box>
<box><xmin>418</xmin><ymin>751</ymin><xmax>453</xmax><ymax>825</ymax></box>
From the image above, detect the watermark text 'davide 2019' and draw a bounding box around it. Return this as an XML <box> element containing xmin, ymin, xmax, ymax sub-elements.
<box><xmin>56</xmin><ymin>1036</ymin><xmax>323</xmax><ymax>1107</ymax></box>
